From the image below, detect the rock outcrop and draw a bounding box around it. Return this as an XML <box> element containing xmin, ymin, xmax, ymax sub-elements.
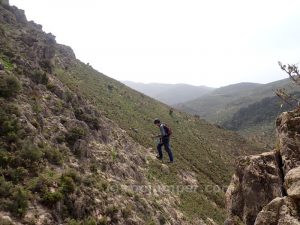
<box><xmin>285</xmin><ymin>166</ymin><xmax>300</xmax><ymax>199</ymax></box>
<box><xmin>255</xmin><ymin>197</ymin><xmax>300</xmax><ymax>225</ymax></box>
<box><xmin>225</xmin><ymin>109</ymin><xmax>300</xmax><ymax>225</ymax></box>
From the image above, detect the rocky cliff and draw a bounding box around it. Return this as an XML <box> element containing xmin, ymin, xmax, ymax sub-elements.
<box><xmin>225</xmin><ymin>109</ymin><xmax>300</xmax><ymax>224</ymax></box>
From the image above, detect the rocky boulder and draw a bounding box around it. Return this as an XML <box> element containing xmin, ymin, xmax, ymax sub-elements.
<box><xmin>285</xmin><ymin>166</ymin><xmax>300</xmax><ymax>199</ymax></box>
<box><xmin>276</xmin><ymin>110</ymin><xmax>300</xmax><ymax>174</ymax></box>
<box><xmin>254</xmin><ymin>197</ymin><xmax>300</xmax><ymax>225</ymax></box>
<box><xmin>225</xmin><ymin>152</ymin><xmax>283</xmax><ymax>225</ymax></box>
<box><xmin>225</xmin><ymin>109</ymin><xmax>300</xmax><ymax>225</ymax></box>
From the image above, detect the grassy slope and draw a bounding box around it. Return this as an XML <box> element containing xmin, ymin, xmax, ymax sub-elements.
<box><xmin>54</xmin><ymin>61</ymin><xmax>263</xmax><ymax>223</ymax></box>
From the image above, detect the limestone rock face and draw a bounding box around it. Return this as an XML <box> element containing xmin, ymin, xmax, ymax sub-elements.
<box><xmin>254</xmin><ymin>197</ymin><xmax>300</xmax><ymax>225</ymax></box>
<box><xmin>285</xmin><ymin>166</ymin><xmax>300</xmax><ymax>199</ymax></box>
<box><xmin>225</xmin><ymin>152</ymin><xmax>282</xmax><ymax>225</ymax></box>
<box><xmin>225</xmin><ymin>109</ymin><xmax>300</xmax><ymax>225</ymax></box>
<box><xmin>276</xmin><ymin>111</ymin><xmax>300</xmax><ymax>174</ymax></box>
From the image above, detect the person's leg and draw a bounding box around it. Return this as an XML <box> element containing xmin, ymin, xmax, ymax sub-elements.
<box><xmin>163</xmin><ymin>138</ymin><xmax>174</xmax><ymax>162</ymax></box>
<box><xmin>157</xmin><ymin>143</ymin><xmax>163</xmax><ymax>159</ymax></box>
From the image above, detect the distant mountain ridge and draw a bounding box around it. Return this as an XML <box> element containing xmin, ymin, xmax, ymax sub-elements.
<box><xmin>177</xmin><ymin>79</ymin><xmax>296</xmax><ymax>122</ymax></box>
<box><xmin>123</xmin><ymin>81</ymin><xmax>215</xmax><ymax>105</ymax></box>
<box><xmin>210</xmin><ymin>82</ymin><xmax>262</xmax><ymax>95</ymax></box>
<box><xmin>176</xmin><ymin>79</ymin><xmax>299</xmax><ymax>147</ymax></box>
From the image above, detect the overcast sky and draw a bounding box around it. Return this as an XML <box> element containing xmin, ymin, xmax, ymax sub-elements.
<box><xmin>10</xmin><ymin>0</ymin><xmax>300</xmax><ymax>87</ymax></box>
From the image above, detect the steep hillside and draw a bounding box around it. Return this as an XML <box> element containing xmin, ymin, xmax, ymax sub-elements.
<box><xmin>123</xmin><ymin>81</ymin><xmax>214</xmax><ymax>105</ymax></box>
<box><xmin>55</xmin><ymin>55</ymin><xmax>262</xmax><ymax>223</ymax></box>
<box><xmin>0</xmin><ymin>2</ymin><xmax>263</xmax><ymax>224</ymax></box>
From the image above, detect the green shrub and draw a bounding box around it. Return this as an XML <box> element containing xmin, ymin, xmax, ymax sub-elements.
<box><xmin>100</xmin><ymin>181</ymin><xmax>108</xmax><ymax>191</ymax></box>
<box><xmin>42</xmin><ymin>191</ymin><xmax>63</xmax><ymax>206</ymax></box>
<box><xmin>60</xmin><ymin>117</ymin><xmax>68</xmax><ymax>124</ymax></box>
<box><xmin>56</xmin><ymin>135</ymin><xmax>65</xmax><ymax>144</ymax></box>
<box><xmin>74</xmin><ymin>108</ymin><xmax>100</xmax><ymax>130</ymax></box>
<box><xmin>66</xmin><ymin>218</ymin><xmax>98</xmax><ymax>225</ymax></box>
<box><xmin>43</xmin><ymin>146</ymin><xmax>63</xmax><ymax>165</ymax></box>
<box><xmin>20</xmin><ymin>141</ymin><xmax>44</xmax><ymax>163</ymax></box>
<box><xmin>60</xmin><ymin>175</ymin><xmax>75</xmax><ymax>194</ymax></box>
<box><xmin>107</xmin><ymin>84</ymin><xmax>114</xmax><ymax>91</ymax></box>
<box><xmin>27</xmin><ymin>177</ymin><xmax>43</xmax><ymax>193</ymax></box>
<box><xmin>9</xmin><ymin>186</ymin><xmax>29</xmax><ymax>217</ymax></box>
<box><xmin>63</xmin><ymin>169</ymin><xmax>81</xmax><ymax>183</ymax></box>
<box><xmin>0</xmin><ymin>112</ymin><xmax>19</xmax><ymax>136</ymax></box>
<box><xmin>54</xmin><ymin>101</ymin><xmax>64</xmax><ymax>114</ymax></box>
<box><xmin>65</xmin><ymin>91</ymin><xmax>73</xmax><ymax>102</ymax></box>
<box><xmin>158</xmin><ymin>214</ymin><xmax>167</xmax><ymax>225</ymax></box>
<box><xmin>6</xmin><ymin>131</ymin><xmax>19</xmax><ymax>143</ymax></box>
<box><xmin>46</xmin><ymin>82</ymin><xmax>56</xmax><ymax>91</ymax></box>
<box><xmin>0</xmin><ymin>176</ymin><xmax>13</xmax><ymax>197</ymax></box>
<box><xmin>105</xmin><ymin>205</ymin><xmax>118</xmax><ymax>222</ymax></box>
<box><xmin>0</xmin><ymin>75</ymin><xmax>21</xmax><ymax>98</ymax></box>
<box><xmin>83</xmin><ymin>218</ymin><xmax>97</xmax><ymax>225</ymax></box>
<box><xmin>111</xmin><ymin>148</ymin><xmax>117</xmax><ymax>161</ymax></box>
<box><xmin>98</xmin><ymin>217</ymin><xmax>108</xmax><ymax>225</ymax></box>
<box><xmin>100</xmin><ymin>163</ymin><xmax>107</xmax><ymax>172</ymax></box>
<box><xmin>28</xmin><ymin>170</ymin><xmax>59</xmax><ymax>194</ymax></box>
<box><xmin>67</xmin><ymin>219</ymin><xmax>81</xmax><ymax>225</ymax></box>
<box><xmin>14</xmin><ymin>67</ymin><xmax>23</xmax><ymax>75</ymax></box>
<box><xmin>0</xmin><ymin>149</ymin><xmax>11</xmax><ymax>168</ymax></box>
<box><xmin>89</xmin><ymin>163</ymin><xmax>98</xmax><ymax>173</ymax></box>
<box><xmin>66</xmin><ymin>127</ymin><xmax>87</xmax><ymax>146</ymax></box>
<box><xmin>30</xmin><ymin>70</ymin><xmax>48</xmax><ymax>85</ymax></box>
<box><xmin>0</xmin><ymin>102</ymin><xmax>22</xmax><ymax>144</ymax></box>
<box><xmin>105</xmin><ymin>205</ymin><xmax>118</xmax><ymax>215</ymax></box>
<box><xmin>39</xmin><ymin>59</ymin><xmax>53</xmax><ymax>73</ymax></box>
<box><xmin>2</xmin><ymin>102</ymin><xmax>20</xmax><ymax>116</ymax></box>
<box><xmin>1</xmin><ymin>116</ymin><xmax>19</xmax><ymax>136</ymax></box>
<box><xmin>82</xmin><ymin>175</ymin><xmax>96</xmax><ymax>187</ymax></box>
<box><xmin>121</xmin><ymin>207</ymin><xmax>131</xmax><ymax>218</ymax></box>
<box><xmin>6</xmin><ymin>167</ymin><xmax>28</xmax><ymax>183</ymax></box>
<box><xmin>31</xmin><ymin>102</ymin><xmax>42</xmax><ymax>113</ymax></box>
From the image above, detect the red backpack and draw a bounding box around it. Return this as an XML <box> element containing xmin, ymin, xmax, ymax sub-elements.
<box><xmin>163</xmin><ymin>124</ymin><xmax>172</xmax><ymax>136</ymax></box>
